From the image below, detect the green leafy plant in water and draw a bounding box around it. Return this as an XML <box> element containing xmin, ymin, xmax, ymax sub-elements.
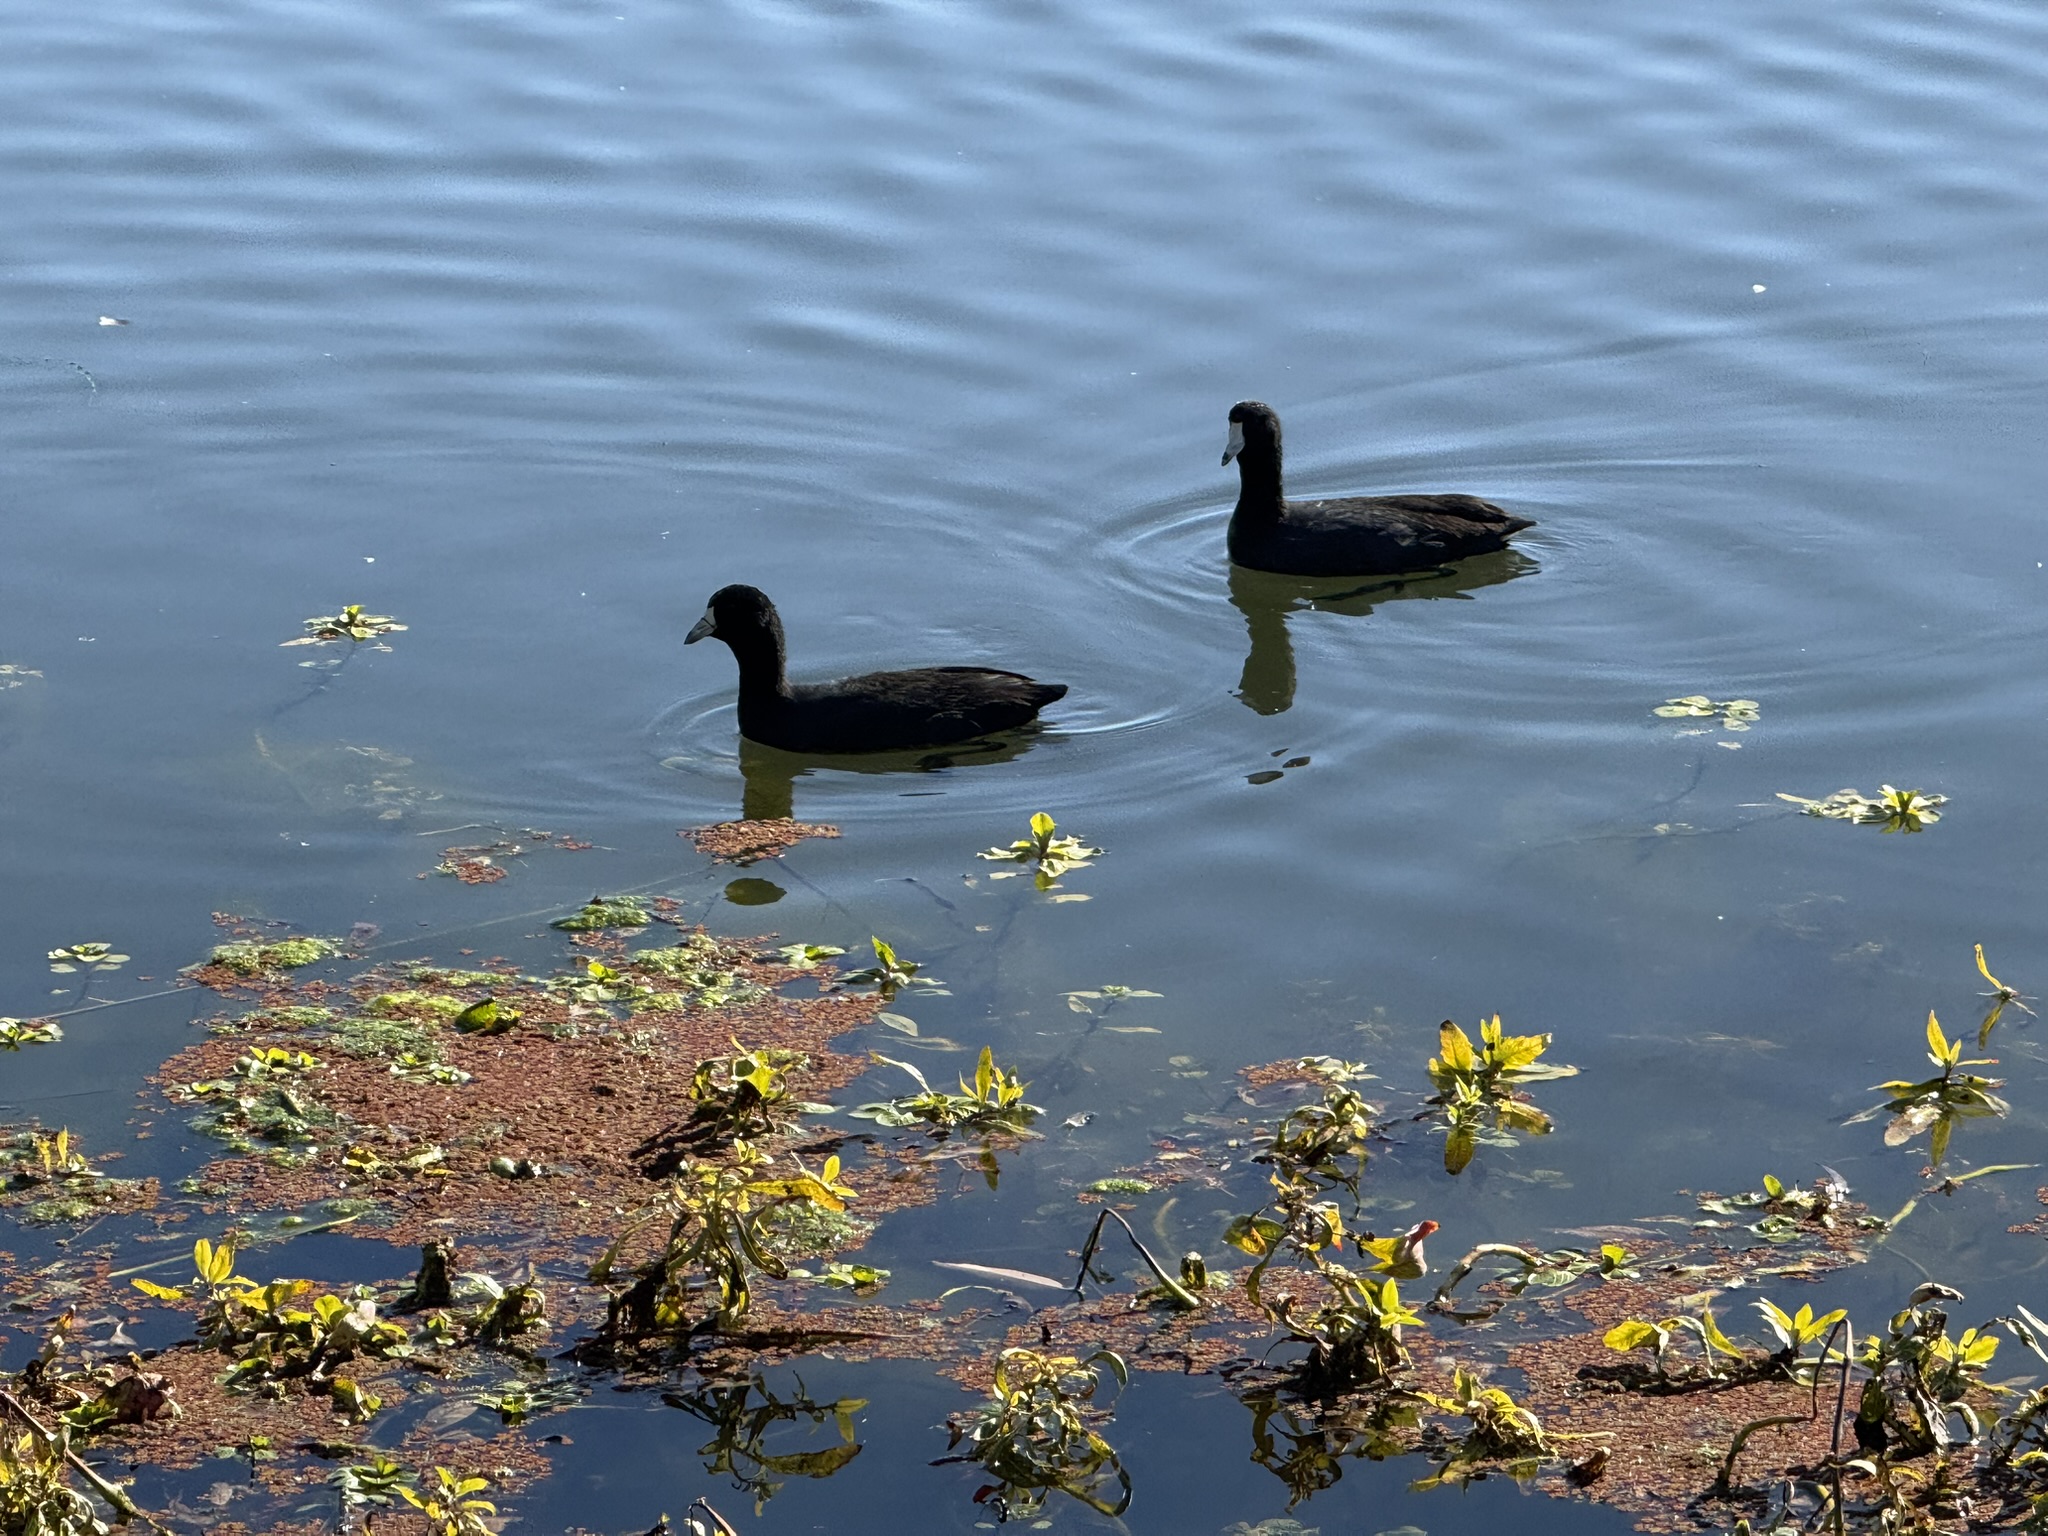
<box><xmin>45</xmin><ymin>943</ymin><xmax>128</xmax><ymax>974</ymax></box>
<box><xmin>282</xmin><ymin>605</ymin><xmax>408</xmax><ymax>647</ymax></box>
<box><xmin>1411</xmin><ymin>1364</ymin><xmax>1552</xmax><ymax>1489</ymax></box>
<box><xmin>4</xmin><ymin>1128</ymin><xmax>100</xmax><ymax>1190</ymax></box>
<box><xmin>390</xmin><ymin>1052</ymin><xmax>470</xmax><ymax>1085</ymax></box>
<box><xmin>1654</xmin><ymin>694</ymin><xmax>1760</xmax><ymax>730</ymax></box>
<box><xmin>1603</xmin><ymin>1306</ymin><xmax>1749</xmax><ymax>1382</ymax></box>
<box><xmin>130</xmin><ymin>1237</ymin><xmax>411</xmax><ymax>1389</ymax></box>
<box><xmin>1777</xmin><ymin>784</ymin><xmax>1946</xmax><ymax>831</ymax></box>
<box><xmin>472</xmin><ymin>1377</ymin><xmax>583</xmax><ymax>1424</ymax></box>
<box><xmin>451</xmin><ymin>997</ymin><xmax>519</xmax><ymax>1035</ymax></box>
<box><xmin>1849</xmin><ymin>1282</ymin><xmax>2003</xmax><ymax>1458</ymax></box>
<box><xmin>0</xmin><ymin>1018</ymin><xmax>62</xmax><ymax>1049</ymax></box>
<box><xmin>771</xmin><ymin>942</ymin><xmax>845</xmax><ymax>970</ymax></box>
<box><xmin>1261</xmin><ymin>1072</ymin><xmax>1380</xmax><ymax>1188</ymax></box>
<box><xmin>328</xmin><ymin>1454</ymin><xmax>414</xmax><ymax>1523</ymax></box>
<box><xmin>783</xmin><ymin>1260</ymin><xmax>888</xmax><ymax>1290</ymax></box>
<box><xmin>1845</xmin><ymin>1010</ymin><xmax>2008</xmax><ymax>1165</ymax></box>
<box><xmin>398</xmin><ymin>1467</ymin><xmax>495</xmax><ymax>1536</ymax></box>
<box><xmin>838</xmin><ymin>936</ymin><xmax>942</xmax><ymax>999</ymax></box>
<box><xmin>1976</xmin><ymin>942</ymin><xmax>2036</xmax><ymax>1047</ymax></box>
<box><xmin>452</xmin><ymin>1269</ymin><xmax>549</xmax><ymax>1346</ymax></box>
<box><xmin>941</xmin><ymin>1347</ymin><xmax>1131</xmax><ymax>1519</ymax></box>
<box><xmin>977</xmin><ymin>812</ymin><xmax>1103</xmax><ymax>893</ymax></box>
<box><xmin>551</xmin><ymin>895</ymin><xmax>652</xmax><ymax>931</ymax></box>
<box><xmin>1697</xmin><ymin>1169</ymin><xmax>1865</xmax><ymax>1241</ymax></box>
<box><xmin>549</xmin><ymin>957</ymin><xmax>653</xmax><ymax>1006</ymax></box>
<box><xmin>1224</xmin><ymin>1175</ymin><xmax>1434</xmax><ymax>1386</ymax></box>
<box><xmin>0</xmin><ymin>1423</ymin><xmax>109</xmax><ymax>1536</ymax></box>
<box><xmin>665</xmin><ymin>1374</ymin><xmax>866</xmax><ymax>1513</ymax></box>
<box><xmin>1425</xmin><ymin>1015</ymin><xmax>1578</xmax><ymax>1174</ymax></box>
<box><xmin>848</xmin><ymin>1046</ymin><xmax>1040</xmax><ymax>1133</ymax></box>
<box><xmin>593</xmin><ymin>1141</ymin><xmax>855</xmax><ymax>1335</ymax></box>
<box><xmin>187</xmin><ymin>1046</ymin><xmax>320</xmax><ymax>1096</ymax></box>
<box><xmin>204</xmin><ymin>936</ymin><xmax>338</xmax><ymax>976</ymax></box>
<box><xmin>689</xmin><ymin>1042</ymin><xmax>810</xmax><ymax>1142</ymax></box>
<box><xmin>1750</xmin><ymin>1297</ymin><xmax>1848</xmax><ymax>1387</ymax></box>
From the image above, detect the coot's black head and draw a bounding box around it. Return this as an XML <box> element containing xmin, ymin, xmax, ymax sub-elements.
<box><xmin>685</xmin><ymin>584</ymin><xmax>784</xmax><ymax>650</ymax></box>
<box><xmin>1223</xmin><ymin>400</ymin><xmax>1282</xmax><ymax>466</ymax></box>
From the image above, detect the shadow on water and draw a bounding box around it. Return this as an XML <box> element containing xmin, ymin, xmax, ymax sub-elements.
<box><xmin>734</xmin><ymin>730</ymin><xmax>1046</xmax><ymax>820</ymax></box>
<box><xmin>1228</xmin><ymin>549</ymin><xmax>1539</xmax><ymax>716</ymax></box>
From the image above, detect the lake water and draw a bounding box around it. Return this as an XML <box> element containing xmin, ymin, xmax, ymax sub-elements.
<box><xmin>4</xmin><ymin>0</ymin><xmax>2046</xmax><ymax>1529</ymax></box>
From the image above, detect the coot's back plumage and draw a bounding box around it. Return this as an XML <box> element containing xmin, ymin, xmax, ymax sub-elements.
<box><xmin>1222</xmin><ymin>400</ymin><xmax>1534</xmax><ymax>577</ymax></box>
<box><xmin>685</xmin><ymin>584</ymin><xmax>1066</xmax><ymax>754</ymax></box>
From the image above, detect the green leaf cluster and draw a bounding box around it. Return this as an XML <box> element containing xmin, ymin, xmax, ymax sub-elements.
<box><xmin>1777</xmin><ymin>784</ymin><xmax>1946</xmax><ymax>831</ymax></box>
<box><xmin>1846</xmin><ymin>1010</ymin><xmax>2009</xmax><ymax>1165</ymax></box>
<box><xmin>593</xmin><ymin>1142</ymin><xmax>855</xmax><ymax>1334</ymax></box>
<box><xmin>282</xmin><ymin>604</ymin><xmax>408</xmax><ymax>646</ymax></box>
<box><xmin>46</xmin><ymin>943</ymin><xmax>128</xmax><ymax>974</ymax></box>
<box><xmin>1653</xmin><ymin>694</ymin><xmax>1760</xmax><ymax>730</ymax></box>
<box><xmin>550</xmin><ymin>896</ymin><xmax>652</xmax><ymax>931</ymax></box>
<box><xmin>1425</xmin><ymin>1016</ymin><xmax>1577</xmax><ymax>1174</ymax></box>
<box><xmin>0</xmin><ymin>1017</ymin><xmax>63</xmax><ymax>1049</ymax></box>
<box><xmin>977</xmin><ymin>812</ymin><xmax>1103</xmax><ymax>893</ymax></box>
<box><xmin>944</xmin><ymin>1348</ymin><xmax>1131</xmax><ymax>1519</ymax></box>
<box><xmin>849</xmin><ymin>1047</ymin><xmax>1039</xmax><ymax>1132</ymax></box>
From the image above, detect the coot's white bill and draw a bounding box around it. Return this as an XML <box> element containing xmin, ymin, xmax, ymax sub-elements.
<box><xmin>1222</xmin><ymin>420</ymin><xmax>1245</xmax><ymax>466</ymax></box>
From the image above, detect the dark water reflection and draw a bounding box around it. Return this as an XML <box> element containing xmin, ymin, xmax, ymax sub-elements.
<box><xmin>1229</xmin><ymin>551</ymin><xmax>1540</xmax><ymax>716</ymax></box>
<box><xmin>734</xmin><ymin>731</ymin><xmax>1047</xmax><ymax>821</ymax></box>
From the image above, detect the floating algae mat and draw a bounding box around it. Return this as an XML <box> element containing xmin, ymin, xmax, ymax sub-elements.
<box><xmin>6</xmin><ymin>884</ymin><xmax>2048</xmax><ymax>1535</ymax></box>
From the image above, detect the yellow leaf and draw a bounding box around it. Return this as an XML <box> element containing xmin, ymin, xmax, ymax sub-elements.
<box><xmin>1437</xmin><ymin>1020</ymin><xmax>1476</xmax><ymax>1074</ymax></box>
<box><xmin>1926</xmin><ymin>1010</ymin><xmax>1949</xmax><ymax>1060</ymax></box>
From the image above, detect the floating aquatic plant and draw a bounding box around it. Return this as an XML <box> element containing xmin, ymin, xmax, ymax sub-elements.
<box><xmin>592</xmin><ymin>1142</ymin><xmax>855</xmax><ymax>1335</ymax></box>
<box><xmin>45</xmin><ymin>943</ymin><xmax>127</xmax><ymax>974</ymax></box>
<box><xmin>1777</xmin><ymin>784</ymin><xmax>1946</xmax><ymax>831</ymax></box>
<box><xmin>0</xmin><ymin>663</ymin><xmax>43</xmax><ymax>689</ymax></box>
<box><xmin>1846</xmin><ymin>1010</ymin><xmax>2008</xmax><ymax>1165</ymax></box>
<box><xmin>1653</xmin><ymin>694</ymin><xmax>1760</xmax><ymax>730</ymax></box>
<box><xmin>0</xmin><ymin>1017</ymin><xmax>62</xmax><ymax>1049</ymax></box>
<box><xmin>940</xmin><ymin>1347</ymin><xmax>1131</xmax><ymax>1519</ymax></box>
<box><xmin>978</xmin><ymin>812</ymin><xmax>1102</xmax><ymax>893</ymax></box>
<box><xmin>398</xmin><ymin>1467</ymin><xmax>496</xmax><ymax>1536</ymax></box>
<box><xmin>201</xmin><ymin>936</ymin><xmax>338</xmax><ymax>976</ymax></box>
<box><xmin>839</xmin><ymin>936</ymin><xmax>943</xmax><ymax>999</ymax></box>
<box><xmin>850</xmin><ymin>1046</ymin><xmax>1039</xmax><ymax>1133</ymax></box>
<box><xmin>1425</xmin><ymin>1015</ymin><xmax>1577</xmax><ymax>1174</ymax></box>
<box><xmin>551</xmin><ymin>895</ymin><xmax>652</xmax><ymax>932</ymax></box>
<box><xmin>281</xmin><ymin>604</ymin><xmax>408</xmax><ymax>647</ymax></box>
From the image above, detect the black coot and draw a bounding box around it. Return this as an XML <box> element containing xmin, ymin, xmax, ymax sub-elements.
<box><xmin>1222</xmin><ymin>400</ymin><xmax>1535</xmax><ymax>576</ymax></box>
<box><xmin>685</xmin><ymin>585</ymin><xmax>1067</xmax><ymax>754</ymax></box>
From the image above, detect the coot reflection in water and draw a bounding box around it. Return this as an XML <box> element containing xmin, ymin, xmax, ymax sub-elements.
<box><xmin>1228</xmin><ymin>550</ymin><xmax>1539</xmax><ymax>716</ymax></box>
<box><xmin>734</xmin><ymin>732</ymin><xmax>1045</xmax><ymax>821</ymax></box>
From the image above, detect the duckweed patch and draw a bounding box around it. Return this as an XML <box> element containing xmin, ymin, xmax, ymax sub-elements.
<box><xmin>687</xmin><ymin>817</ymin><xmax>841</xmax><ymax>865</ymax></box>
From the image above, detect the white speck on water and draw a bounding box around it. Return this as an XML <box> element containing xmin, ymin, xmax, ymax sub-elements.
<box><xmin>365</xmin><ymin>556</ymin><xmax>375</xmax><ymax>563</ymax></box>
<box><xmin>1752</xmin><ymin>284</ymin><xmax>1767</xmax><ymax>293</ymax></box>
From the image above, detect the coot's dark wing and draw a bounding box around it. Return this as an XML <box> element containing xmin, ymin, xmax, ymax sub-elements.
<box><xmin>778</xmin><ymin>667</ymin><xmax>1066</xmax><ymax>752</ymax></box>
<box><xmin>1256</xmin><ymin>493</ymin><xmax>1535</xmax><ymax>574</ymax></box>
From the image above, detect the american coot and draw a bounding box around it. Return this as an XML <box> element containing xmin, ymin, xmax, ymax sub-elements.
<box><xmin>1222</xmin><ymin>400</ymin><xmax>1535</xmax><ymax>577</ymax></box>
<box><xmin>685</xmin><ymin>584</ymin><xmax>1068</xmax><ymax>754</ymax></box>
